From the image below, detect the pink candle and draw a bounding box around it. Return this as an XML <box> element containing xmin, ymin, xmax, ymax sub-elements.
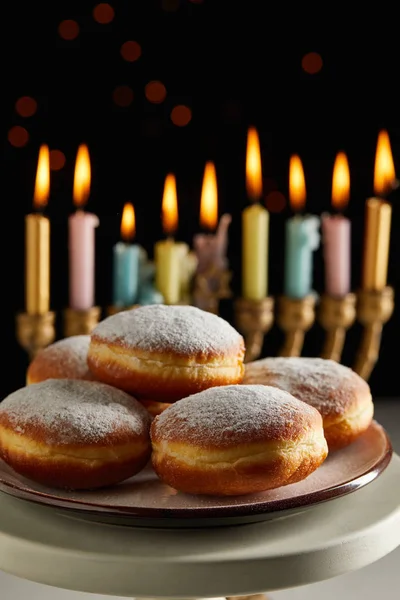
<box><xmin>69</xmin><ymin>144</ymin><xmax>99</xmax><ymax>310</ymax></box>
<box><xmin>322</xmin><ymin>152</ymin><xmax>351</xmax><ymax>297</ymax></box>
<box><xmin>193</xmin><ymin>161</ymin><xmax>231</xmax><ymax>272</ymax></box>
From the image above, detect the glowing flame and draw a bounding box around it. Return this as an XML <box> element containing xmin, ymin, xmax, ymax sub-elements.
<box><xmin>246</xmin><ymin>126</ymin><xmax>262</xmax><ymax>201</ymax></box>
<box><xmin>374</xmin><ymin>130</ymin><xmax>396</xmax><ymax>197</ymax></box>
<box><xmin>73</xmin><ymin>144</ymin><xmax>91</xmax><ymax>208</ymax></box>
<box><xmin>200</xmin><ymin>162</ymin><xmax>218</xmax><ymax>230</ymax></box>
<box><xmin>33</xmin><ymin>145</ymin><xmax>50</xmax><ymax>209</ymax></box>
<box><xmin>289</xmin><ymin>154</ymin><xmax>306</xmax><ymax>211</ymax></box>
<box><xmin>162</xmin><ymin>173</ymin><xmax>178</xmax><ymax>235</ymax></box>
<box><xmin>120</xmin><ymin>203</ymin><xmax>135</xmax><ymax>241</ymax></box>
<box><xmin>332</xmin><ymin>151</ymin><xmax>350</xmax><ymax>210</ymax></box>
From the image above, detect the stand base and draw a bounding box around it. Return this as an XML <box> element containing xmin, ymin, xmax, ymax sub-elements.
<box><xmin>0</xmin><ymin>455</ymin><xmax>399</xmax><ymax>598</ymax></box>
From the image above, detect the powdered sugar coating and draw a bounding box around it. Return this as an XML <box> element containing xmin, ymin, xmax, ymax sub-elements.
<box><xmin>151</xmin><ymin>384</ymin><xmax>321</xmax><ymax>448</ymax></box>
<box><xmin>0</xmin><ymin>379</ymin><xmax>149</xmax><ymax>446</ymax></box>
<box><xmin>28</xmin><ymin>336</ymin><xmax>92</xmax><ymax>381</ymax></box>
<box><xmin>91</xmin><ymin>305</ymin><xmax>244</xmax><ymax>358</ymax></box>
<box><xmin>244</xmin><ymin>357</ymin><xmax>370</xmax><ymax>418</ymax></box>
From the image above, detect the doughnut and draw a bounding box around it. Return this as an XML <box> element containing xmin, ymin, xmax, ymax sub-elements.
<box><xmin>243</xmin><ymin>357</ymin><xmax>374</xmax><ymax>450</ymax></box>
<box><xmin>87</xmin><ymin>305</ymin><xmax>245</xmax><ymax>402</ymax></box>
<box><xmin>151</xmin><ymin>384</ymin><xmax>328</xmax><ymax>496</ymax></box>
<box><xmin>27</xmin><ymin>336</ymin><xmax>94</xmax><ymax>385</ymax></box>
<box><xmin>139</xmin><ymin>399</ymin><xmax>172</xmax><ymax>418</ymax></box>
<box><xmin>0</xmin><ymin>379</ymin><xmax>151</xmax><ymax>490</ymax></box>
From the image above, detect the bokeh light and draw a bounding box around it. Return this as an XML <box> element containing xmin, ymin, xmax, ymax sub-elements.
<box><xmin>120</xmin><ymin>41</ymin><xmax>142</xmax><ymax>62</ymax></box>
<box><xmin>145</xmin><ymin>81</ymin><xmax>167</xmax><ymax>104</ymax></box>
<box><xmin>50</xmin><ymin>150</ymin><xmax>66</xmax><ymax>171</ymax></box>
<box><xmin>171</xmin><ymin>105</ymin><xmax>192</xmax><ymax>126</ymax></box>
<box><xmin>58</xmin><ymin>20</ymin><xmax>80</xmax><ymax>41</ymax></box>
<box><xmin>265</xmin><ymin>191</ymin><xmax>286</xmax><ymax>212</ymax></box>
<box><xmin>15</xmin><ymin>96</ymin><xmax>37</xmax><ymax>118</ymax></box>
<box><xmin>8</xmin><ymin>126</ymin><xmax>29</xmax><ymax>148</ymax></box>
<box><xmin>93</xmin><ymin>3</ymin><xmax>115</xmax><ymax>24</ymax></box>
<box><xmin>113</xmin><ymin>85</ymin><xmax>134</xmax><ymax>107</ymax></box>
<box><xmin>162</xmin><ymin>0</ymin><xmax>180</xmax><ymax>11</ymax></box>
<box><xmin>302</xmin><ymin>52</ymin><xmax>323</xmax><ymax>75</ymax></box>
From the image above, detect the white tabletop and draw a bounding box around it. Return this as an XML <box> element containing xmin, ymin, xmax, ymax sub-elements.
<box><xmin>1</xmin><ymin>400</ymin><xmax>400</xmax><ymax>600</ymax></box>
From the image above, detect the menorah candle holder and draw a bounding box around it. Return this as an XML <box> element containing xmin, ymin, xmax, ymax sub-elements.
<box><xmin>107</xmin><ymin>305</ymin><xmax>140</xmax><ymax>316</ymax></box>
<box><xmin>277</xmin><ymin>295</ymin><xmax>316</xmax><ymax>357</ymax></box>
<box><xmin>63</xmin><ymin>306</ymin><xmax>101</xmax><ymax>337</ymax></box>
<box><xmin>16</xmin><ymin>311</ymin><xmax>56</xmax><ymax>360</ymax></box>
<box><xmin>353</xmin><ymin>286</ymin><xmax>394</xmax><ymax>381</ymax></box>
<box><xmin>318</xmin><ymin>293</ymin><xmax>356</xmax><ymax>362</ymax></box>
<box><xmin>234</xmin><ymin>297</ymin><xmax>274</xmax><ymax>363</ymax></box>
<box><xmin>192</xmin><ymin>265</ymin><xmax>232</xmax><ymax>314</ymax></box>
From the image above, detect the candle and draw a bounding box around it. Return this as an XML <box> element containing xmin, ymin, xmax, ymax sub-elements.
<box><xmin>155</xmin><ymin>174</ymin><xmax>181</xmax><ymax>304</ymax></box>
<box><xmin>362</xmin><ymin>130</ymin><xmax>395</xmax><ymax>291</ymax></box>
<box><xmin>68</xmin><ymin>144</ymin><xmax>99</xmax><ymax>310</ymax></box>
<box><xmin>242</xmin><ymin>126</ymin><xmax>269</xmax><ymax>300</ymax></box>
<box><xmin>284</xmin><ymin>155</ymin><xmax>320</xmax><ymax>298</ymax></box>
<box><xmin>322</xmin><ymin>152</ymin><xmax>351</xmax><ymax>296</ymax></box>
<box><xmin>193</xmin><ymin>161</ymin><xmax>231</xmax><ymax>273</ymax></box>
<box><xmin>113</xmin><ymin>203</ymin><xmax>140</xmax><ymax>307</ymax></box>
<box><xmin>25</xmin><ymin>145</ymin><xmax>50</xmax><ymax>315</ymax></box>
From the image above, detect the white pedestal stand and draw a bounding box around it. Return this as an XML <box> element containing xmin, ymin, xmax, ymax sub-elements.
<box><xmin>0</xmin><ymin>455</ymin><xmax>399</xmax><ymax>599</ymax></box>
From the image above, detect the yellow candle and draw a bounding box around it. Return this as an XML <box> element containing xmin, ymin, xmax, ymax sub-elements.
<box><xmin>242</xmin><ymin>127</ymin><xmax>269</xmax><ymax>299</ymax></box>
<box><xmin>362</xmin><ymin>130</ymin><xmax>395</xmax><ymax>291</ymax></box>
<box><xmin>25</xmin><ymin>145</ymin><xmax>50</xmax><ymax>315</ymax></box>
<box><xmin>155</xmin><ymin>174</ymin><xmax>181</xmax><ymax>304</ymax></box>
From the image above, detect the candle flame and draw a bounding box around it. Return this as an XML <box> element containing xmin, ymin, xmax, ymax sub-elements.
<box><xmin>120</xmin><ymin>203</ymin><xmax>136</xmax><ymax>241</ymax></box>
<box><xmin>289</xmin><ymin>154</ymin><xmax>306</xmax><ymax>211</ymax></box>
<box><xmin>162</xmin><ymin>173</ymin><xmax>178</xmax><ymax>235</ymax></box>
<box><xmin>73</xmin><ymin>144</ymin><xmax>91</xmax><ymax>208</ymax></box>
<box><xmin>374</xmin><ymin>130</ymin><xmax>396</xmax><ymax>197</ymax></box>
<box><xmin>332</xmin><ymin>151</ymin><xmax>350</xmax><ymax>210</ymax></box>
<box><xmin>246</xmin><ymin>126</ymin><xmax>262</xmax><ymax>201</ymax></box>
<box><xmin>200</xmin><ymin>161</ymin><xmax>218</xmax><ymax>230</ymax></box>
<box><xmin>33</xmin><ymin>145</ymin><xmax>50</xmax><ymax>209</ymax></box>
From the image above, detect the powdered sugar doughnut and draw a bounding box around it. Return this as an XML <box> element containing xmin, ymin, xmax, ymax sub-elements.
<box><xmin>88</xmin><ymin>305</ymin><xmax>245</xmax><ymax>402</ymax></box>
<box><xmin>139</xmin><ymin>399</ymin><xmax>172</xmax><ymax>418</ymax></box>
<box><xmin>27</xmin><ymin>336</ymin><xmax>94</xmax><ymax>385</ymax></box>
<box><xmin>243</xmin><ymin>357</ymin><xmax>373</xmax><ymax>450</ymax></box>
<box><xmin>0</xmin><ymin>379</ymin><xmax>151</xmax><ymax>490</ymax></box>
<box><xmin>151</xmin><ymin>384</ymin><xmax>328</xmax><ymax>496</ymax></box>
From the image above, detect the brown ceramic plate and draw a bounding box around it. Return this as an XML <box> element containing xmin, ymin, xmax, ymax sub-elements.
<box><xmin>0</xmin><ymin>421</ymin><xmax>392</xmax><ymax>528</ymax></box>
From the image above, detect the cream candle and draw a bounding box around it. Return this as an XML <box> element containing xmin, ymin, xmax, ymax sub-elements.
<box><xmin>193</xmin><ymin>161</ymin><xmax>231</xmax><ymax>273</ymax></box>
<box><xmin>242</xmin><ymin>127</ymin><xmax>269</xmax><ymax>300</ymax></box>
<box><xmin>322</xmin><ymin>152</ymin><xmax>351</xmax><ymax>297</ymax></box>
<box><xmin>25</xmin><ymin>145</ymin><xmax>50</xmax><ymax>315</ymax></box>
<box><xmin>154</xmin><ymin>174</ymin><xmax>181</xmax><ymax>304</ymax></box>
<box><xmin>284</xmin><ymin>155</ymin><xmax>320</xmax><ymax>299</ymax></box>
<box><xmin>68</xmin><ymin>144</ymin><xmax>99</xmax><ymax>310</ymax></box>
<box><xmin>362</xmin><ymin>130</ymin><xmax>395</xmax><ymax>291</ymax></box>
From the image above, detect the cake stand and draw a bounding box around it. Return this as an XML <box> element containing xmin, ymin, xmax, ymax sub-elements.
<box><xmin>0</xmin><ymin>454</ymin><xmax>399</xmax><ymax>599</ymax></box>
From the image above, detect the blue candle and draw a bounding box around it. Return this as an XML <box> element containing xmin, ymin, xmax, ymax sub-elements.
<box><xmin>284</xmin><ymin>215</ymin><xmax>320</xmax><ymax>298</ymax></box>
<box><xmin>112</xmin><ymin>203</ymin><xmax>140</xmax><ymax>307</ymax></box>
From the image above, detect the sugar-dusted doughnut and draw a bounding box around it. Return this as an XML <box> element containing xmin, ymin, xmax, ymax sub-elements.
<box><xmin>26</xmin><ymin>336</ymin><xmax>94</xmax><ymax>385</ymax></box>
<box><xmin>151</xmin><ymin>384</ymin><xmax>328</xmax><ymax>496</ymax></box>
<box><xmin>243</xmin><ymin>357</ymin><xmax>373</xmax><ymax>450</ymax></box>
<box><xmin>139</xmin><ymin>399</ymin><xmax>172</xmax><ymax>418</ymax></box>
<box><xmin>0</xmin><ymin>379</ymin><xmax>151</xmax><ymax>490</ymax></box>
<box><xmin>87</xmin><ymin>305</ymin><xmax>245</xmax><ymax>402</ymax></box>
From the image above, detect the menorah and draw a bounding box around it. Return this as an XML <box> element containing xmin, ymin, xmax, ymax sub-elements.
<box><xmin>15</xmin><ymin>259</ymin><xmax>394</xmax><ymax>382</ymax></box>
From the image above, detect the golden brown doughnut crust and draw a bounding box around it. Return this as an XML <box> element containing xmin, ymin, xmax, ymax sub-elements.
<box><xmin>27</xmin><ymin>336</ymin><xmax>94</xmax><ymax>385</ymax></box>
<box><xmin>139</xmin><ymin>399</ymin><xmax>172</xmax><ymax>418</ymax></box>
<box><xmin>0</xmin><ymin>379</ymin><xmax>151</xmax><ymax>490</ymax></box>
<box><xmin>243</xmin><ymin>357</ymin><xmax>373</xmax><ymax>450</ymax></box>
<box><xmin>87</xmin><ymin>305</ymin><xmax>245</xmax><ymax>402</ymax></box>
<box><xmin>151</xmin><ymin>385</ymin><xmax>328</xmax><ymax>496</ymax></box>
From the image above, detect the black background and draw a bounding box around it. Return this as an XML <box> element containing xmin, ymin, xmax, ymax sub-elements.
<box><xmin>1</xmin><ymin>2</ymin><xmax>399</xmax><ymax>399</ymax></box>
